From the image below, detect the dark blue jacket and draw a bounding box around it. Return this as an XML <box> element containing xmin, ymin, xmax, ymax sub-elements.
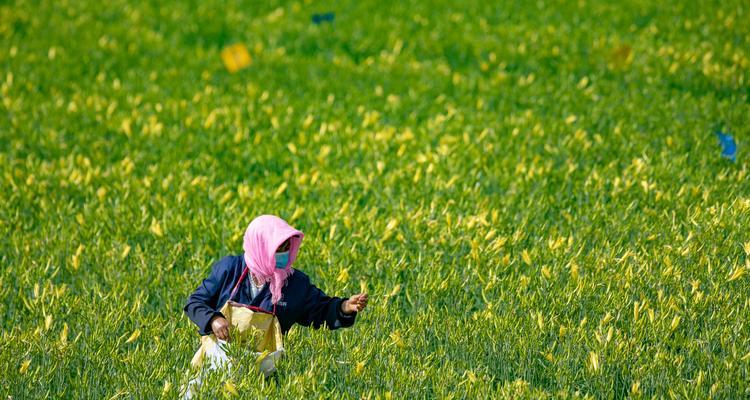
<box><xmin>184</xmin><ymin>255</ymin><xmax>357</xmax><ymax>336</ymax></box>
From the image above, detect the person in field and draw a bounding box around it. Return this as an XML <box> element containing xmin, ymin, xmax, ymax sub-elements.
<box><xmin>185</xmin><ymin>214</ymin><xmax>368</xmax><ymax>338</ymax></box>
<box><xmin>182</xmin><ymin>214</ymin><xmax>368</xmax><ymax>397</ymax></box>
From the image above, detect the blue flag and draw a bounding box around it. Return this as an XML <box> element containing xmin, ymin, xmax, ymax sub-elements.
<box><xmin>312</xmin><ymin>12</ymin><xmax>335</xmax><ymax>25</ymax></box>
<box><xmin>715</xmin><ymin>130</ymin><xmax>737</xmax><ymax>162</ymax></box>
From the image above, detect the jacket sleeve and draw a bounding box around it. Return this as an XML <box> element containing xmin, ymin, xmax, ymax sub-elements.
<box><xmin>296</xmin><ymin>275</ymin><xmax>357</xmax><ymax>330</ymax></box>
<box><xmin>183</xmin><ymin>258</ymin><xmax>230</xmax><ymax>335</ymax></box>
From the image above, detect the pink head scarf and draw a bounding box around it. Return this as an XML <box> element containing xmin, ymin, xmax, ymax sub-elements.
<box><xmin>242</xmin><ymin>214</ymin><xmax>304</xmax><ymax>304</ymax></box>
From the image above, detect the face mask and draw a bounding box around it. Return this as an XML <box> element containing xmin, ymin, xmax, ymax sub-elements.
<box><xmin>274</xmin><ymin>250</ymin><xmax>290</xmax><ymax>269</ymax></box>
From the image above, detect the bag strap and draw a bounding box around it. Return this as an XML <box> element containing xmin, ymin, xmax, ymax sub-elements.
<box><xmin>229</xmin><ymin>266</ymin><xmax>249</xmax><ymax>301</ymax></box>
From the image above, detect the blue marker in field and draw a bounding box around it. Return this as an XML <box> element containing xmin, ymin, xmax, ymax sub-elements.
<box><xmin>715</xmin><ymin>130</ymin><xmax>737</xmax><ymax>162</ymax></box>
<box><xmin>312</xmin><ymin>12</ymin><xmax>335</xmax><ymax>24</ymax></box>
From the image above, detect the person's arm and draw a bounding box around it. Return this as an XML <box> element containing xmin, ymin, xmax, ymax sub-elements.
<box><xmin>296</xmin><ymin>275</ymin><xmax>357</xmax><ymax>330</ymax></box>
<box><xmin>183</xmin><ymin>258</ymin><xmax>230</xmax><ymax>335</ymax></box>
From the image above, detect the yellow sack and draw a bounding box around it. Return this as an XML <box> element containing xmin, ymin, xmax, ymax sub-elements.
<box><xmin>190</xmin><ymin>300</ymin><xmax>284</xmax><ymax>377</ymax></box>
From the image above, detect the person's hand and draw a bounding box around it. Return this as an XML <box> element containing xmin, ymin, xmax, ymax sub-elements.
<box><xmin>210</xmin><ymin>315</ymin><xmax>230</xmax><ymax>341</ymax></box>
<box><xmin>342</xmin><ymin>293</ymin><xmax>369</xmax><ymax>314</ymax></box>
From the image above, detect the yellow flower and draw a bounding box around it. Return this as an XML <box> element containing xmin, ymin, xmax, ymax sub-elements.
<box><xmin>290</xmin><ymin>206</ymin><xmax>304</xmax><ymax>221</ymax></box>
<box><xmin>60</xmin><ymin>323</ymin><xmax>69</xmax><ymax>345</ymax></box>
<box><xmin>727</xmin><ymin>265</ymin><xmax>746</xmax><ymax>282</ymax></box>
<box><xmin>588</xmin><ymin>351</ymin><xmax>599</xmax><ymax>372</ymax></box>
<box><xmin>71</xmin><ymin>245</ymin><xmax>85</xmax><ymax>270</ymax></box>
<box><xmin>631</xmin><ymin>380</ymin><xmax>640</xmax><ymax>395</ymax></box>
<box><xmin>120</xmin><ymin>118</ymin><xmax>132</xmax><ymax>137</ymax></box>
<box><xmin>355</xmin><ymin>361</ymin><xmax>365</xmax><ymax>375</ymax></box>
<box><xmin>149</xmin><ymin>219</ymin><xmax>164</xmax><ymax>237</ymax></box>
<box><xmin>223</xmin><ymin>380</ymin><xmax>239</xmax><ymax>396</ymax></box>
<box><xmin>390</xmin><ymin>330</ymin><xmax>404</xmax><ymax>348</ymax></box>
<box><xmin>19</xmin><ymin>359</ymin><xmax>31</xmax><ymax>374</ymax></box>
<box><xmin>336</xmin><ymin>267</ymin><xmax>349</xmax><ymax>283</ymax></box>
<box><xmin>302</xmin><ymin>115</ymin><xmax>314</xmax><ymax>129</ymax></box>
<box><xmin>220</xmin><ymin>43</ymin><xmax>252</xmax><ymax>73</ymax></box>
<box><xmin>274</xmin><ymin>182</ymin><xmax>288</xmax><ymax>198</ymax></box>
<box><xmin>329</xmin><ymin>224</ymin><xmax>337</xmax><ymax>240</ymax></box>
<box><xmin>121</xmin><ymin>245</ymin><xmax>131</xmax><ymax>260</ymax></box>
<box><xmin>670</xmin><ymin>316</ymin><xmax>681</xmax><ymax>332</ymax></box>
<box><xmin>125</xmin><ymin>329</ymin><xmax>141</xmax><ymax>344</ymax></box>
<box><xmin>162</xmin><ymin>381</ymin><xmax>172</xmax><ymax>395</ymax></box>
<box><xmin>521</xmin><ymin>250</ymin><xmax>532</xmax><ymax>266</ymax></box>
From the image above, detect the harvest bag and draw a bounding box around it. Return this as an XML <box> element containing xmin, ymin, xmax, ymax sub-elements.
<box><xmin>189</xmin><ymin>266</ymin><xmax>284</xmax><ymax>377</ymax></box>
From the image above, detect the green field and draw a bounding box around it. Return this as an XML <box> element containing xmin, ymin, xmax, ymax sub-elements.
<box><xmin>2</xmin><ymin>0</ymin><xmax>749</xmax><ymax>398</ymax></box>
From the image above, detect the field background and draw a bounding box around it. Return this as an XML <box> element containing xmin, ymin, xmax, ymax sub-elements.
<box><xmin>1</xmin><ymin>0</ymin><xmax>749</xmax><ymax>398</ymax></box>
